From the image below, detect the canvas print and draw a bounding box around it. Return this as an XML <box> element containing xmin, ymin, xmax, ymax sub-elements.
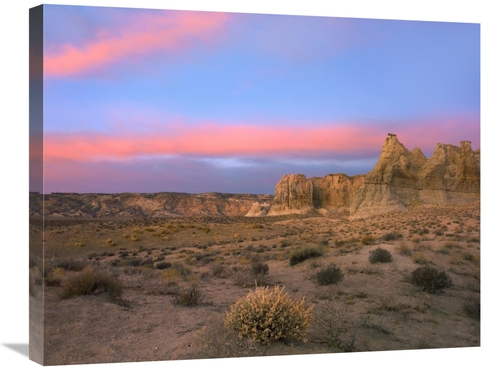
<box><xmin>29</xmin><ymin>4</ymin><xmax>480</xmax><ymax>366</ymax></box>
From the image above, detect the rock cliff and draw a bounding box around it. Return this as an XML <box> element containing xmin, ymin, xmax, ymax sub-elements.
<box><xmin>268</xmin><ymin>134</ymin><xmax>480</xmax><ymax>218</ymax></box>
<box><xmin>267</xmin><ymin>173</ymin><xmax>364</xmax><ymax>216</ymax></box>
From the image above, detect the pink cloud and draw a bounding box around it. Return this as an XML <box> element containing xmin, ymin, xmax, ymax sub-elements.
<box><xmin>44</xmin><ymin>11</ymin><xmax>229</xmax><ymax>77</ymax></box>
<box><xmin>44</xmin><ymin>116</ymin><xmax>479</xmax><ymax>164</ymax></box>
<box><xmin>42</xmin><ymin>117</ymin><xmax>479</xmax><ymax>194</ymax></box>
<box><xmin>44</xmin><ymin>123</ymin><xmax>383</xmax><ymax>163</ymax></box>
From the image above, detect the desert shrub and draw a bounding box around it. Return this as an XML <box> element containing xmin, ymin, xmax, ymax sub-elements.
<box><xmin>123</xmin><ymin>258</ymin><xmax>142</xmax><ymax>267</ymax></box>
<box><xmin>461</xmin><ymin>252</ymin><xmax>476</xmax><ymax>262</ymax></box>
<box><xmin>315</xmin><ymin>265</ymin><xmax>344</xmax><ymax>286</ymax></box>
<box><xmin>251</xmin><ymin>262</ymin><xmax>269</xmax><ymax>276</ymax></box>
<box><xmin>361</xmin><ymin>235</ymin><xmax>376</xmax><ymax>245</ymax></box>
<box><xmin>417</xmin><ymin>228</ymin><xmax>430</xmax><ymax>235</ymax></box>
<box><xmin>309</xmin><ymin>301</ymin><xmax>356</xmax><ymax>351</ymax></box>
<box><xmin>411</xmin><ymin>236</ymin><xmax>422</xmax><ymax>244</ymax></box>
<box><xmin>155</xmin><ymin>254</ymin><xmax>165</xmax><ymax>262</ymax></box>
<box><xmin>105</xmin><ymin>238</ymin><xmax>115</xmax><ymax>246</ymax></box>
<box><xmin>29</xmin><ymin>256</ymin><xmax>39</xmax><ymax>269</ymax></box>
<box><xmin>211</xmin><ymin>263</ymin><xmax>227</xmax><ymax>278</ymax></box>
<box><xmin>172</xmin><ymin>285</ymin><xmax>204</xmax><ymax>306</ymax></box>
<box><xmin>30</xmin><ymin>266</ymin><xmax>43</xmax><ymax>286</ymax></box>
<box><xmin>45</xmin><ymin>267</ymin><xmax>66</xmax><ymax>287</ymax></box>
<box><xmin>334</xmin><ymin>239</ymin><xmax>346</xmax><ymax>248</ymax></box>
<box><xmin>409</xmin><ymin>266</ymin><xmax>452</xmax><ymax>293</ymax></box>
<box><xmin>59</xmin><ymin>267</ymin><xmax>123</xmax><ymax>300</ymax></box>
<box><xmin>224</xmin><ymin>285</ymin><xmax>314</xmax><ymax>344</ymax></box>
<box><xmin>54</xmin><ymin>259</ymin><xmax>87</xmax><ymax>271</ymax></box>
<box><xmin>381</xmin><ymin>232</ymin><xmax>403</xmax><ymax>241</ymax></box>
<box><xmin>462</xmin><ymin>294</ymin><xmax>480</xmax><ymax>320</ymax></box>
<box><xmin>234</xmin><ymin>264</ymin><xmax>270</xmax><ymax>287</ymax></box>
<box><xmin>87</xmin><ymin>252</ymin><xmax>98</xmax><ymax>260</ymax></box>
<box><xmin>369</xmin><ymin>248</ymin><xmax>393</xmax><ymax>264</ymax></box>
<box><xmin>397</xmin><ymin>243</ymin><xmax>413</xmax><ymax>257</ymax></box>
<box><xmin>289</xmin><ymin>246</ymin><xmax>323</xmax><ymax>266</ymax></box>
<box><xmin>412</xmin><ymin>252</ymin><xmax>428</xmax><ymax>264</ymax></box>
<box><xmin>141</xmin><ymin>258</ymin><xmax>154</xmax><ymax>268</ymax></box>
<box><xmin>155</xmin><ymin>261</ymin><xmax>172</xmax><ymax>270</ymax></box>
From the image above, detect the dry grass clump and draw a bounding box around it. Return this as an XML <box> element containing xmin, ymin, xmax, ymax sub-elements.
<box><xmin>59</xmin><ymin>266</ymin><xmax>123</xmax><ymax>300</ymax></box>
<box><xmin>105</xmin><ymin>238</ymin><xmax>116</xmax><ymax>246</ymax></box>
<box><xmin>309</xmin><ymin>301</ymin><xmax>356</xmax><ymax>351</ymax></box>
<box><xmin>397</xmin><ymin>243</ymin><xmax>413</xmax><ymax>256</ymax></box>
<box><xmin>289</xmin><ymin>246</ymin><xmax>323</xmax><ymax>266</ymax></box>
<box><xmin>54</xmin><ymin>259</ymin><xmax>87</xmax><ymax>271</ymax></box>
<box><xmin>224</xmin><ymin>285</ymin><xmax>313</xmax><ymax>344</ymax></box>
<box><xmin>234</xmin><ymin>262</ymin><xmax>270</xmax><ymax>287</ymax></box>
<box><xmin>411</xmin><ymin>252</ymin><xmax>428</xmax><ymax>265</ymax></box>
<box><xmin>462</xmin><ymin>294</ymin><xmax>480</xmax><ymax>320</ymax></box>
<box><xmin>172</xmin><ymin>285</ymin><xmax>204</xmax><ymax>306</ymax></box>
<box><xmin>361</xmin><ymin>235</ymin><xmax>376</xmax><ymax>245</ymax></box>
<box><xmin>45</xmin><ymin>267</ymin><xmax>66</xmax><ymax>287</ymax></box>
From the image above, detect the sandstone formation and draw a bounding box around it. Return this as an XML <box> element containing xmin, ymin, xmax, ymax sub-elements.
<box><xmin>244</xmin><ymin>202</ymin><xmax>271</xmax><ymax>217</ymax></box>
<box><xmin>29</xmin><ymin>192</ymin><xmax>273</xmax><ymax>218</ymax></box>
<box><xmin>267</xmin><ymin>173</ymin><xmax>364</xmax><ymax>216</ymax></box>
<box><xmin>268</xmin><ymin>134</ymin><xmax>480</xmax><ymax>219</ymax></box>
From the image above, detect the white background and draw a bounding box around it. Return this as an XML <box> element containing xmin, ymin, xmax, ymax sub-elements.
<box><xmin>1</xmin><ymin>1</ymin><xmax>497</xmax><ymax>369</ymax></box>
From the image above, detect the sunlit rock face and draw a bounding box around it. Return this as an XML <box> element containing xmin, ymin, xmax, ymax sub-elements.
<box><xmin>268</xmin><ymin>134</ymin><xmax>480</xmax><ymax>219</ymax></box>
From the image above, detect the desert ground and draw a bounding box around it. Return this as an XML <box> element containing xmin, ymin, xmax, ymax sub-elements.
<box><xmin>29</xmin><ymin>201</ymin><xmax>480</xmax><ymax>365</ymax></box>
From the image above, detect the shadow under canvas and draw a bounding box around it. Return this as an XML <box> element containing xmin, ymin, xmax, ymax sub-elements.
<box><xmin>3</xmin><ymin>343</ymin><xmax>30</xmax><ymax>358</ymax></box>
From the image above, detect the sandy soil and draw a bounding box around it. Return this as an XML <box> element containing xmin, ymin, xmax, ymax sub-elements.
<box><xmin>29</xmin><ymin>201</ymin><xmax>480</xmax><ymax>365</ymax></box>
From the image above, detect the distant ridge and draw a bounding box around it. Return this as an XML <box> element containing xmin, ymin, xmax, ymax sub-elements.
<box><xmin>29</xmin><ymin>192</ymin><xmax>273</xmax><ymax>218</ymax></box>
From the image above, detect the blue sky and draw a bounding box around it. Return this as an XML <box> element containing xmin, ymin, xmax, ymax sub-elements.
<box><xmin>37</xmin><ymin>4</ymin><xmax>480</xmax><ymax>194</ymax></box>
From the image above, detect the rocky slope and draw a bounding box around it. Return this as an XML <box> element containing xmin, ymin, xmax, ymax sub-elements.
<box><xmin>267</xmin><ymin>134</ymin><xmax>480</xmax><ymax>218</ymax></box>
<box><xmin>29</xmin><ymin>192</ymin><xmax>273</xmax><ymax>218</ymax></box>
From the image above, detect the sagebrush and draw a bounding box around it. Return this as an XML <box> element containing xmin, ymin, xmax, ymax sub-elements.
<box><xmin>224</xmin><ymin>285</ymin><xmax>314</xmax><ymax>344</ymax></box>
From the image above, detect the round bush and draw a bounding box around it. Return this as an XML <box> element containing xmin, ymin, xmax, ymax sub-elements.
<box><xmin>224</xmin><ymin>285</ymin><xmax>314</xmax><ymax>344</ymax></box>
<box><xmin>369</xmin><ymin>248</ymin><xmax>393</xmax><ymax>264</ymax></box>
<box><xmin>251</xmin><ymin>262</ymin><xmax>269</xmax><ymax>276</ymax></box>
<box><xmin>410</xmin><ymin>266</ymin><xmax>452</xmax><ymax>293</ymax></box>
<box><xmin>315</xmin><ymin>265</ymin><xmax>344</xmax><ymax>286</ymax></box>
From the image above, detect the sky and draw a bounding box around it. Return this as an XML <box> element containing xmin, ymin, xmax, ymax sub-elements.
<box><xmin>35</xmin><ymin>4</ymin><xmax>480</xmax><ymax>194</ymax></box>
